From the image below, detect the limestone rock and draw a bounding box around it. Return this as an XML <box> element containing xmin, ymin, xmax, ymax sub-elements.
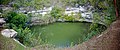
<box><xmin>1</xmin><ymin>29</ymin><xmax>17</xmax><ymax>38</ymax></box>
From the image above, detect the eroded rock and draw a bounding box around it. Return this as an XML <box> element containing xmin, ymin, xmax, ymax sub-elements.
<box><xmin>1</xmin><ymin>29</ymin><xmax>17</xmax><ymax>38</ymax></box>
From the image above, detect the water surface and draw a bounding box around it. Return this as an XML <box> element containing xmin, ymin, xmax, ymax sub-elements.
<box><xmin>31</xmin><ymin>22</ymin><xmax>91</xmax><ymax>47</ymax></box>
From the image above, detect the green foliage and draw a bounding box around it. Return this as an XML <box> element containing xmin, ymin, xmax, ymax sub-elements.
<box><xmin>15</xmin><ymin>27</ymin><xmax>42</xmax><ymax>47</ymax></box>
<box><xmin>85</xmin><ymin>23</ymin><xmax>106</xmax><ymax>41</ymax></box>
<box><xmin>13</xmin><ymin>0</ymin><xmax>52</xmax><ymax>9</ymax></box>
<box><xmin>50</xmin><ymin>7</ymin><xmax>63</xmax><ymax>18</ymax></box>
<box><xmin>61</xmin><ymin>0</ymin><xmax>76</xmax><ymax>6</ymax></box>
<box><xmin>98</xmin><ymin>1</ymin><xmax>107</xmax><ymax>9</ymax></box>
<box><xmin>76</xmin><ymin>0</ymin><xmax>88</xmax><ymax>5</ymax></box>
<box><xmin>66</xmin><ymin>0</ymin><xmax>115</xmax><ymax>26</ymax></box>
<box><xmin>16</xmin><ymin>27</ymin><xmax>34</xmax><ymax>46</ymax></box>
<box><xmin>5</xmin><ymin>11</ymin><xmax>27</xmax><ymax>28</ymax></box>
<box><xmin>93</xmin><ymin>13</ymin><xmax>101</xmax><ymax>23</ymax></box>
<box><xmin>13</xmin><ymin>0</ymin><xmax>31</xmax><ymax>7</ymax></box>
<box><xmin>90</xmin><ymin>23</ymin><xmax>99</xmax><ymax>31</ymax></box>
<box><xmin>76</xmin><ymin>0</ymin><xmax>115</xmax><ymax>42</ymax></box>
<box><xmin>89</xmin><ymin>0</ymin><xmax>99</xmax><ymax>6</ymax></box>
<box><xmin>4</xmin><ymin>11</ymin><xmax>35</xmax><ymax>46</ymax></box>
<box><xmin>2</xmin><ymin>0</ymin><xmax>115</xmax><ymax>47</ymax></box>
<box><xmin>0</xmin><ymin>0</ymin><xmax>12</xmax><ymax>5</ymax></box>
<box><xmin>103</xmin><ymin>7</ymin><xmax>116</xmax><ymax>25</ymax></box>
<box><xmin>64</xmin><ymin>15</ymin><xmax>75</xmax><ymax>21</ymax></box>
<box><xmin>89</xmin><ymin>0</ymin><xmax>115</xmax><ymax>26</ymax></box>
<box><xmin>12</xmin><ymin>3</ymin><xmax>20</xmax><ymax>9</ymax></box>
<box><xmin>85</xmin><ymin>30</ymin><xmax>97</xmax><ymax>41</ymax></box>
<box><xmin>90</xmin><ymin>23</ymin><xmax>106</xmax><ymax>32</ymax></box>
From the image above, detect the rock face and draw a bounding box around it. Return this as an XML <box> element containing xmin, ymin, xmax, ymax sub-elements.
<box><xmin>1</xmin><ymin>29</ymin><xmax>17</xmax><ymax>38</ymax></box>
<box><xmin>0</xmin><ymin>18</ymin><xmax>6</xmax><ymax>27</ymax></box>
<box><xmin>30</xmin><ymin>17</ymin><xmax>56</xmax><ymax>25</ymax></box>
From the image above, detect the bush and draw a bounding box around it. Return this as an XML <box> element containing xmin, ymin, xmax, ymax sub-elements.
<box><xmin>16</xmin><ymin>27</ymin><xmax>33</xmax><ymax>46</ymax></box>
<box><xmin>4</xmin><ymin>11</ymin><xmax>36</xmax><ymax>46</ymax></box>
<box><xmin>50</xmin><ymin>7</ymin><xmax>63</xmax><ymax>18</ymax></box>
<box><xmin>0</xmin><ymin>0</ymin><xmax>12</xmax><ymax>5</ymax></box>
<box><xmin>85</xmin><ymin>30</ymin><xmax>97</xmax><ymax>41</ymax></box>
<box><xmin>85</xmin><ymin>23</ymin><xmax>106</xmax><ymax>41</ymax></box>
<box><xmin>5</xmin><ymin>11</ymin><xmax>28</xmax><ymax>28</ymax></box>
<box><xmin>64</xmin><ymin>15</ymin><xmax>75</xmax><ymax>21</ymax></box>
<box><xmin>12</xmin><ymin>3</ymin><xmax>20</xmax><ymax>9</ymax></box>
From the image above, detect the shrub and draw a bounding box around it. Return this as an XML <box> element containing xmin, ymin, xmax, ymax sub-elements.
<box><xmin>50</xmin><ymin>7</ymin><xmax>63</xmax><ymax>18</ymax></box>
<box><xmin>64</xmin><ymin>15</ymin><xmax>75</xmax><ymax>21</ymax></box>
<box><xmin>0</xmin><ymin>0</ymin><xmax>12</xmax><ymax>5</ymax></box>
<box><xmin>16</xmin><ymin>27</ymin><xmax>34</xmax><ymax>46</ymax></box>
<box><xmin>12</xmin><ymin>3</ymin><xmax>20</xmax><ymax>9</ymax></box>
<box><xmin>4</xmin><ymin>11</ymin><xmax>35</xmax><ymax>46</ymax></box>
<box><xmin>85</xmin><ymin>23</ymin><xmax>106</xmax><ymax>41</ymax></box>
<box><xmin>5</xmin><ymin>11</ymin><xmax>28</xmax><ymax>28</ymax></box>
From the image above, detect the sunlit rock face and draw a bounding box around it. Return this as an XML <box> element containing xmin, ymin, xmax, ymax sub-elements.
<box><xmin>1</xmin><ymin>29</ymin><xmax>17</xmax><ymax>38</ymax></box>
<box><xmin>16</xmin><ymin>3</ymin><xmax>97</xmax><ymax>25</ymax></box>
<box><xmin>0</xmin><ymin>18</ymin><xmax>6</xmax><ymax>27</ymax></box>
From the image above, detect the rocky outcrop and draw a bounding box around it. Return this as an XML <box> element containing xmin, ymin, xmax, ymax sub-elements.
<box><xmin>1</xmin><ymin>29</ymin><xmax>17</xmax><ymax>38</ymax></box>
<box><xmin>0</xmin><ymin>18</ymin><xmax>6</xmax><ymax>27</ymax></box>
<box><xmin>30</xmin><ymin>17</ymin><xmax>56</xmax><ymax>25</ymax></box>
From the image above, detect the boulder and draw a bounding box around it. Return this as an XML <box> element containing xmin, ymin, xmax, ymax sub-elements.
<box><xmin>0</xmin><ymin>18</ymin><xmax>6</xmax><ymax>23</ymax></box>
<box><xmin>1</xmin><ymin>29</ymin><xmax>17</xmax><ymax>38</ymax></box>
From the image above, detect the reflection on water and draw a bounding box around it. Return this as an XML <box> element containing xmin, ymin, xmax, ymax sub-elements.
<box><xmin>31</xmin><ymin>22</ymin><xmax>91</xmax><ymax>47</ymax></box>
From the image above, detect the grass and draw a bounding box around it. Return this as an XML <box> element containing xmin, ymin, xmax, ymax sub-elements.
<box><xmin>0</xmin><ymin>33</ymin><xmax>24</xmax><ymax>50</ymax></box>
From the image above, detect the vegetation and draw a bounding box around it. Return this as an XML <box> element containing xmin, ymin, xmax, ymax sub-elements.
<box><xmin>50</xmin><ymin>6</ymin><xmax>63</xmax><ymax>18</ymax></box>
<box><xmin>5</xmin><ymin>12</ymin><xmax>27</xmax><ymax>28</ymax></box>
<box><xmin>0</xmin><ymin>0</ymin><xmax>116</xmax><ymax>48</ymax></box>
<box><xmin>64</xmin><ymin>15</ymin><xmax>75</xmax><ymax>21</ymax></box>
<box><xmin>85</xmin><ymin>23</ymin><xmax>106</xmax><ymax>41</ymax></box>
<box><xmin>4</xmin><ymin>11</ymin><xmax>34</xmax><ymax>46</ymax></box>
<box><xmin>0</xmin><ymin>0</ymin><xmax>12</xmax><ymax>5</ymax></box>
<box><xmin>70</xmin><ymin>0</ymin><xmax>115</xmax><ymax>41</ymax></box>
<box><xmin>0</xmin><ymin>32</ymin><xmax>24</xmax><ymax>50</ymax></box>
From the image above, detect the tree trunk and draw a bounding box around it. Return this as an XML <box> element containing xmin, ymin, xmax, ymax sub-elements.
<box><xmin>114</xmin><ymin>0</ymin><xmax>120</xmax><ymax>19</ymax></box>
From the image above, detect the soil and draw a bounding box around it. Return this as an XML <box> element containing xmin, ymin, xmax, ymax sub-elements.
<box><xmin>62</xmin><ymin>18</ymin><xmax>120</xmax><ymax>50</ymax></box>
<box><xmin>0</xmin><ymin>29</ymin><xmax>24</xmax><ymax>50</ymax></box>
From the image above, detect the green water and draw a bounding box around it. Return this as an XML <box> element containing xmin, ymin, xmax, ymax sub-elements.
<box><xmin>31</xmin><ymin>22</ymin><xmax>91</xmax><ymax>47</ymax></box>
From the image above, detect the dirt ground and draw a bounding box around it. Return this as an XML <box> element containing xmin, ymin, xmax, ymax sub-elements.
<box><xmin>0</xmin><ymin>29</ymin><xmax>24</xmax><ymax>50</ymax></box>
<box><xmin>61</xmin><ymin>18</ymin><xmax>120</xmax><ymax>50</ymax></box>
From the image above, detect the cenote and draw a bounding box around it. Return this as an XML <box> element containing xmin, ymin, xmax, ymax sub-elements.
<box><xmin>30</xmin><ymin>22</ymin><xmax>91</xmax><ymax>47</ymax></box>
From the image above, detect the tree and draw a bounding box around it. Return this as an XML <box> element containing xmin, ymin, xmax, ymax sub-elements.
<box><xmin>5</xmin><ymin>12</ymin><xmax>27</xmax><ymax>28</ymax></box>
<box><xmin>50</xmin><ymin>7</ymin><xmax>63</xmax><ymax>18</ymax></box>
